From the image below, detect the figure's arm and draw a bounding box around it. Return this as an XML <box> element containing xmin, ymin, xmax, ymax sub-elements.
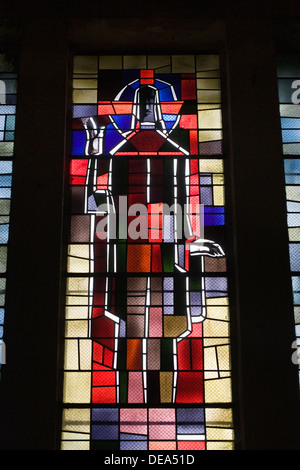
<box><xmin>184</xmin><ymin>158</ymin><xmax>225</xmax><ymax>266</ymax></box>
<box><xmin>81</xmin><ymin>117</ymin><xmax>113</xmax><ymax>215</ymax></box>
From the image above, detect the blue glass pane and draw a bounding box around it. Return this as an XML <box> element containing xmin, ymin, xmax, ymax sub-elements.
<box><xmin>287</xmin><ymin>201</ymin><xmax>300</xmax><ymax>212</ymax></box>
<box><xmin>205</xmin><ymin>276</ymin><xmax>228</xmax><ymax>292</ymax></box>
<box><xmin>104</xmin><ymin>130</ymin><xmax>124</xmax><ymax>152</ymax></box>
<box><xmin>5</xmin><ymin>115</ymin><xmax>15</xmax><ymax>131</ymax></box>
<box><xmin>290</xmin><ymin>244</ymin><xmax>300</xmax><ymax>271</ymax></box>
<box><xmin>0</xmin><ymin>106</ymin><xmax>16</xmax><ymax>115</ymax></box>
<box><xmin>0</xmin><ymin>161</ymin><xmax>12</xmax><ymax>174</ymax></box>
<box><xmin>282</xmin><ymin>129</ymin><xmax>300</xmax><ymax>143</ymax></box>
<box><xmin>92</xmin><ymin>408</ymin><xmax>118</xmax><ymax>421</ymax></box>
<box><xmin>162</xmin><ymin>114</ymin><xmax>177</xmax><ymax>122</ymax></box>
<box><xmin>0</xmin><ymin>176</ymin><xmax>12</xmax><ymax>187</ymax></box>
<box><xmin>204</xmin><ymin>206</ymin><xmax>225</xmax><ymax>214</ymax></box>
<box><xmin>120</xmin><ymin>441</ymin><xmax>147</xmax><ymax>450</ymax></box>
<box><xmin>281</xmin><ymin>118</ymin><xmax>300</xmax><ymax>129</ymax></box>
<box><xmin>111</xmin><ymin>115</ymin><xmax>131</xmax><ymax>130</ymax></box>
<box><xmin>177</xmin><ymin>423</ymin><xmax>205</xmax><ymax>434</ymax></box>
<box><xmin>0</xmin><ymin>188</ymin><xmax>11</xmax><ymax>198</ymax></box>
<box><xmin>0</xmin><ymin>308</ymin><xmax>4</xmax><ymax>324</ymax></box>
<box><xmin>5</xmin><ymin>132</ymin><xmax>14</xmax><ymax>141</ymax></box>
<box><xmin>120</xmin><ymin>433</ymin><xmax>147</xmax><ymax>441</ymax></box>
<box><xmin>199</xmin><ymin>175</ymin><xmax>212</xmax><ymax>185</ymax></box>
<box><xmin>0</xmin><ymin>225</ymin><xmax>9</xmax><ymax>244</ymax></box>
<box><xmin>288</xmin><ymin>214</ymin><xmax>300</xmax><ymax>227</ymax></box>
<box><xmin>285</xmin><ymin>174</ymin><xmax>300</xmax><ymax>184</ymax></box>
<box><xmin>91</xmin><ymin>424</ymin><xmax>118</xmax><ymax>440</ymax></box>
<box><xmin>177</xmin><ymin>408</ymin><xmax>204</xmax><ymax>422</ymax></box>
<box><xmin>72</xmin><ymin>131</ymin><xmax>86</xmax><ymax>155</ymax></box>
<box><xmin>72</xmin><ymin>105</ymin><xmax>97</xmax><ymax>119</ymax></box>
<box><xmin>200</xmin><ymin>187</ymin><xmax>212</xmax><ymax>205</ymax></box>
<box><xmin>292</xmin><ymin>276</ymin><xmax>300</xmax><ymax>291</ymax></box>
<box><xmin>204</xmin><ymin>214</ymin><xmax>225</xmax><ymax>225</ymax></box>
<box><xmin>284</xmin><ymin>159</ymin><xmax>300</xmax><ymax>174</ymax></box>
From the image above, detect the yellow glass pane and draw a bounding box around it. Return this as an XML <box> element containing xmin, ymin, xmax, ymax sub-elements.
<box><xmin>199</xmin><ymin>159</ymin><xmax>223</xmax><ymax>173</ymax></box>
<box><xmin>198</xmin><ymin>109</ymin><xmax>222</xmax><ymax>129</ymax></box>
<box><xmin>65</xmin><ymin>320</ymin><xmax>89</xmax><ymax>338</ymax></box>
<box><xmin>283</xmin><ymin>143</ymin><xmax>300</xmax><ymax>155</ymax></box>
<box><xmin>79</xmin><ymin>339</ymin><xmax>92</xmax><ymax>370</ymax></box>
<box><xmin>61</xmin><ymin>441</ymin><xmax>90</xmax><ymax>450</ymax></box>
<box><xmin>66</xmin><ymin>295</ymin><xmax>89</xmax><ymax>306</ymax></box>
<box><xmin>65</xmin><ymin>305</ymin><xmax>89</xmax><ymax>320</ymax></box>
<box><xmin>0</xmin><ymin>199</ymin><xmax>10</xmax><ymax>215</ymax></box>
<box><xmin>198</xmin><ymin>130</ymin><xmax>222</xmax><ymax>142</ymax></box>
<box><xmin>0</xmin><ymin>142</ymin><xmax>14</xmax><ymax>156</ymax></box>
<box><xmin>196</xmin><ymin>55</ymin><xmax>219</xmax><ymax>72</ymax></box>
<box><xmin>61</xmin><ymin>432</ymin><xmax>89</xmax><ymax>441</ymax></box>
<box><xmin>204</xmin><ymin>371</ymin><xmax>219</xmax><ymax>379</ymax></box>
<box><xmin>213</xmin><ymin>174</ymin><xmax>224</xmax><ymax>185</ymax></box>
<box><xmin>63</xmin><ymin>372</ymin><xmax>91</xmax><ymax>403</ymax></box>
<box><xmin>206</xmin><ymin>427</ymin><xmax>234</xmax><ymax>441</ymax></box>
<box><xmin>66</xmin><ymin>277</ymin><xmax>89</xmax><ymax>295</ymax></box>
<box><xmin>197</xmin><ymin>70</ymin><xmax>220</xmax><ymax>78</ymax></box>
<box><xmin>206</xmin><ymin>305</ymin><xmax>229</xmax><ymax>321</ymax></box>
<box><xmin>204</xmin><ymin>346</ymin><xmax>218</xmax><ymax>370</ymax></box>
<box><xmin>197</xmin><ymin>78</ymin><xmax>221</xmax><ymax>90</ymax></box>
<box><xmin>164</xmin><ymin>316</ymin><xmax>187</xmax><ymax>337</ymax></box>
<box><xmin>67</xmin><ymin>244</ymin><xmax>90</xmax><ymax>273</ymax></box>
<box><xmin>205</xmin><ymin>377</ymin><xmax>232</xmax><ymax>403</ymax></box>
<box><xmin>207</xmin><ymin>441</ymin><xmax>234</xmax><ymax>450</ymax></box>
<box><xmin>172</xmin><ymin>55</ymin><xmax>195</xmax><ymax>73</ymax></box>
<box><xmin>73</xmin><ymin>79</ymin><xmax>98</xmax><ymax>89</ymax></box>
<box><xmin>203</xmin><ymin>318</ymin><xmax>229</xmax><ymax>338</ymax></box>
<box><xmin>204</xmin><ymin>337</ymin><xmax>230</xmax><ymax>347</ymax></box>
<box><xmin>207</xmin><ymin>296</ymin><xmax>229</xmax><ymax>306</ymax></box>
<box><xmin>74</xmin><ymin>56</ymin><xmax>98</xmax><ymax>74</ymax></box>
<box><xmin>217</xmin><ymin>345</ymin><xmax>231</xmax><ymax>370</ymax></box>
<box><xmin>62</xmin><ymin>408</ymin><xmax>90</xmax><ymax>433</ymax></box>
<box><xmin>280</xmin><ymin>104</ymin><xmax>300</xmax><ymax>118</ymax></box>
<box><xmin>289</xmin><ymin>227</ymin><xmax>300</xmax><ymax>241</ymax></box>
<box><xmin>286</xmin><ymin>186</ymin><xmax>300</xmax><ymax>201</ymax></box>
<box><xmin>67</xmin><ymin>258</ymin><xmax>90</xmax><ymax>273</ymax></box>
<box><xmin>148</xmin><ymin>55</ymin><xmax>171</xmax><ymax>71</ymax></box>
<box><xmin>99</xmin><ymin>55</ymin><xmax>122</xmax><ymax>69</ymax></box>
<box><xmin>124</xmin><ymin>55</ymin><xmax>147</xmax><ymax>69</ymax></box>
<box><xmin>64</xmin><ymin>339</ymin><xmax>79</xmax><ymax>370</ymax></box>
<box><xmin>198</xmin><ymin>104</ymin><xmax>220</xmax><ymax>110</ymax></box>
<box><xmin>0</xmin><ymin>246</ymin><xmax>7</xmax><ymax>273</ymax></box>
<box><xmin>206</xmin><ymin>407</ymin><xmax>233</xmax><ymax>426</ymax></box>
<box><xmin>197</xmin><ymin>90</ymin><xmax>221</xmax><ymax>104</ymax></box>
<box><xmin>213</xmin><ymin>185</ymin><xmax>225</xmax><ymax>205</ymax></box>
<box><xmin>294</xmin><ymin>306</ymin><xmax>300</xmax><ymax>323</ymax></box>
<box><xmin>220</xmin><ymin>371</ymin><xmax>231</xmax><ymax>378</ymax></box>
<box><xmin>73</xmin><ymin>89</ymin><xmax>97</xmax><ymax>104</ymax></box>
<box><xmin>160</xmin><ymin>372</ymin><xmax>173</xmax><ymax>403</ymax></box>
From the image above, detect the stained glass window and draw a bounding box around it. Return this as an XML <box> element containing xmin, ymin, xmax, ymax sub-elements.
<box><xmin>61</xmin><ymin>54</ymin><xmax>234</xmax><ymax>451</ymax></box>
<box><xmin>0</xmin><ymin>54</ymin><xmax>17</xmax><ymax>375</ymax></box>
<box><xmin>277</xmin><ymin>54</ymin><xmax>300</xmax><ymax>383</ymax></box>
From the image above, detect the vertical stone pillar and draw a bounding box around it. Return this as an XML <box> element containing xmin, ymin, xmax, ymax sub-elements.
<box><xmin>225</xmin><ymin>6</ymin><xmax>300</xmax><ymax>449</ymax></box>
<box><xmin>0</xmin><ymin>16</ymin><xmax>69</xmax><ymax>449</ymax></box>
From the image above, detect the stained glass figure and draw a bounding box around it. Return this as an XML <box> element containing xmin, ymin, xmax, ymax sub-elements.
<box><xmin>62</xmin><ymin>55</ymin><xmax>233</xmax><ymax>451</ymax></box>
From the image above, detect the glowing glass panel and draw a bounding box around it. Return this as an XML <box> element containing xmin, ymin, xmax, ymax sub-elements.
<box><xmin>61</xmin><ymin>54</ymin><xmax>234</xmax><ymax>451</ymax></box>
